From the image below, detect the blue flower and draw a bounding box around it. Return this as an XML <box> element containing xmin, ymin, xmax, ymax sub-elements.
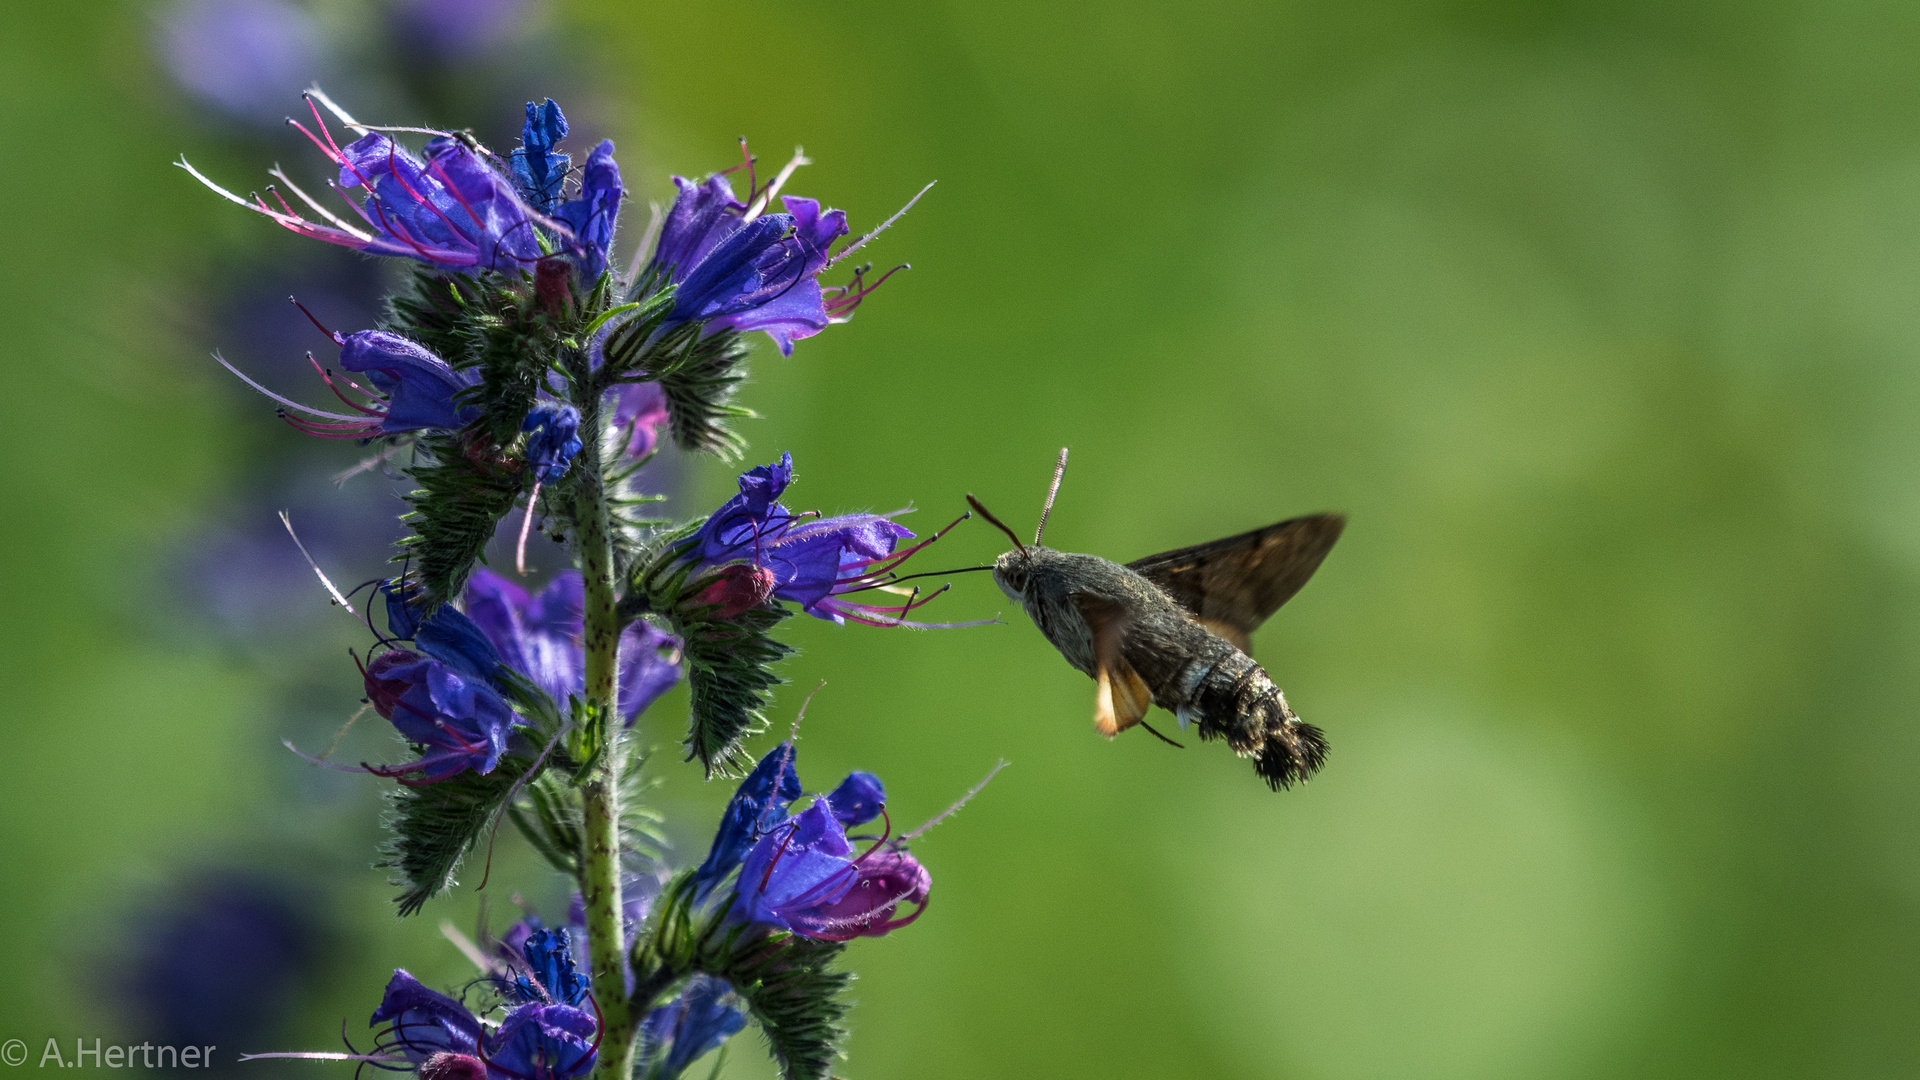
<box><xmin>369</xmin><ymin>970</ymin><xmax>483</xmax><ymax>1063</ymax></box>
<box><xmin>687</xmin><ymin>454</ymin><xmax>965</xmax><ymax>626</ymax></box>
<box><xmin>365</xmin><ymin>969</ymin><xmax>596</xmax><ymax>1080</ymax></box>
<box><xmin>521</xmin><ymin>403</ymin><xmax>583</xmax><ymax>483</ymax></box>
<box><xmin>463</xmin><ymin>568</ymin><xmax>683</xmax><ymax>724</ymax></box>
<box><xmin>639</xmin><ymin>977</ymin><xmax>745</xmax><ymax>1080</ymax></box>
<box><xmin>825</xmin><ymin>771</ymin><xmax>885</xmax><ymax>828</ymax></box>
<box><xmin>341</xmin><ymin>332</ymin><xmax>483</xmax><ymax>432</ymax></box>
<box><xmin>507</xmin><ymin>928</ymin><xmax>588</xmax><ymax>1007</ymax></box>
<box><xmin>488</xmin><ymin>1004</ymin><xmax>597</xmax><ymax>1080</ymax></box>
<box><xmin>645</xmin><ymin>172</ymin><xmax>849</xmax><ymax>356</ymax></box>
<box><xmin>361</xmin><ymin>649</ymin><xmax>520</xmax><ymax>780</ymax></box>
<box><xmin>691</xmin><ymin>742</ymin><xmax>802</xmax><ymax>897</ymax></box>
<box><xmin>184</xmin><ymin>95</ymin><xmax>615</xmax><ymax>279</ymax></box>
<box><xmin>387</xmin><ymin>584</ymin><xmax>509</xmax><ymax>685</ymax></box>
<box><xmin>556</xmin><ymin>141</ymin><xmax>624</xmax><ymax>283</ymax></box>
<box><xmin>510</xmin><ymin>99</ymin><xmax>570</xmax><ymax>213</ymax></box>
<box><xmin>730</xmin><ymin>801</ymin><xmax>857</xmax><ymax>932</ymax></box>
<box><xmin>697</xmin><ymin>744</ymin><xmax>935</xmax><ymax>941</ymax></box>
<box><xmin>230</xmin><ymin>330</ymin><xmax>480</xmax><ymax>441</ymax></box>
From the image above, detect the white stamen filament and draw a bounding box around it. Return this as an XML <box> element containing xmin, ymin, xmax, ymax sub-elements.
<box><xmin>745</xmin><ymin>147</ymin><xmax>812</xmax><ymax>222</ymax></box>
<box><xmin>279</xmin><ymin>510</ymin><xmax>357</xmax><ymax>614</ymax></box>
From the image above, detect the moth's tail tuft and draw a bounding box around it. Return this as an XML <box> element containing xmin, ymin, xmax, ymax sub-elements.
<box><xmin>1254</xmin><ymin>719</ymin><xmax>1328</xmax><ymax>791</ymax></box>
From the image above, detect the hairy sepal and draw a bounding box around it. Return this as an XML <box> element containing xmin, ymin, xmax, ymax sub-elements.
<box><xmin>633</xmin><ymin>874</ymin><xmax>853</xmax><ymax>1080</ymax></box>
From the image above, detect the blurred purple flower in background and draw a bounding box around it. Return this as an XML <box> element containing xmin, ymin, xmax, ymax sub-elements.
<box><xmin>393</xmin><ymin>0</ymin><xmax>534</xmax><ymax>59</ymax></box>
<box><xmin>157</xmin><ymin>0</ymin><xmax>323</xmax><ymax>124</ymax></box>
<box><xmin>610</xmin><ymin>382</ymin><xmax>669</xmax><ymax>458</ymax></box>
<box><xmin>117</xmin><ymin>874</ymin><xmax>326</xmax><ymax>1048</ymax></box>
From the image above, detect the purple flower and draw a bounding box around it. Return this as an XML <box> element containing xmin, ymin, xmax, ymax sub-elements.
<box><xmin>392</xmin><ymin>0</ymin><xmax>531</xmax><ymax>59</ymax></box>
<box><xmin>157</xmin><ymin>0</ymin><xmax>323</xmax><ymax>124</ymax></box>
<box><xmin>463</xmin><ymin>568</ymin><xmax>683</xmax><ymax>723</ymax></box>
<box><xmin>788</xmin><ymin>845</ymin><xmax>930</xmax><ymax>942</ymax></box>
<box><xmin>687</xmin><ymin>453</ymin><xmax>964</xmax><ymax>626</ymax></box>
<box><xmin>556</xmin><ymin>141</ymin><xmax>624</xmax><ymax>284</ymax></box>
<box><xmin>365</xmin><ymin>969</ymin><xmax>596</xmax><ymax>1080</ymax></box>
<box><xmin>640</xmin><ymin>156</ymin><xmax>927</xmax><ymax>354</ymax></box>
<box><xmin>730</xmin><ymin>798</ymin><xmax>931</xmax><ymax>942</ymax></box>
<box><xmin>183</xmin><ymin>96</ymin><xmax>611</xmax><ymax>277</ymax></box>
<box><xmin>361</xmin><ymin>649</ymin><xmax>520</xmax><ymax>780</ymax></box>
<box><xmin>510</xmin><ymin>100</ymin><xmax>571</xmax><ymax>214</ymax></box>
<box><xmin>489</xmin><ymin>1004</ymin><xmax>598</xmax><ymax>1080</ymax></box>
<box><xmin>521</xmin><ymin>403</ymin><xmax>582</xmax><ymax>483</ymax></box>
<box><xmin>330</xmin><ymin>128</ymin><xmax>544</xmax><ymax>272</ymax></box>
<box><xmin>223</xmin><ymin>330</ymin><xmax>480</xmax><ymax>441</ymax></box>
<box><xmin>825</xmin><ymin>771</ymin><xmax>885</xmax><ymax>828</ymax></box>
<box><xmin>369</xmin><ymin>970</ymin><xmax>483</xmax><ymax>1064</ymax></box>
<box><xmin>696</xmin><ymin>743</ymin><xmax>929</xmax><ymax>941</ymax></box>
<box><xmin>609</xmin><ymin>381</ymin><xmax>669</xmax><ymax>458</ymax></box>
<box><xmin>639</xmin><ymin>976</ymin><xmax>745</xmax><ymax>1080</ymax></box>
<box><xmin>389</xmin><ymin>584</ymin><xmax>508</xmax><ymax>685</ymax></box>
<box><xmin>692</xmin><ymin>742</ymin><xmax>802</xmax><ymax>896</ymax></box>
<box><xmin>645</xmin><ymin>170</ymin><xmax>864</xmax><ymax>356</ymax></box>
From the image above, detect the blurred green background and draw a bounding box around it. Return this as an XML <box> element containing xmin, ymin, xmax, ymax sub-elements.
<box><xmin>8</xmin><ymin>0</ymin><xmax>1920</xmax><ymax>1076</ymax></box>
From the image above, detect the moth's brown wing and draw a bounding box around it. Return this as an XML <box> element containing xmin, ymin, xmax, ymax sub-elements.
<box><xmin>1074</xmin><ymin>594</ymin><xmax>1152</xmax><ymax>738</ymax></box>
<box><xmin>1127</xmin><ymin>513</ymin><xmax>1345</xmax><ymax>654</ymax></box>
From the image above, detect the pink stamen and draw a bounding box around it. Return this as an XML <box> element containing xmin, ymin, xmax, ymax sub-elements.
<box><xmin>290</xmin><ymin>296</ymin><xmax>340</xmax><ymax>340</ymax></box>
<box><xmin>213</xmin><ymin>351</ymin><xmax>363</xmax><ymax>420</ymax></box>
<box><xmin>825</xmin><ymin>262</ymin><xmax>909</xmax><ymax>317</ymax></box>
<box><xmin>382</xmin><ymin>139</ymin><xmax>474</xmax><ymax>247</ymax></box>
<box><xmin>287</xmin><ymin>117</ymin><xmax>344</xmax><ymax>164</ymax></box>
<box><xmin>278</xmin><ymin>411</ymin><xmax>380</xmax><ymax>438</ymax></box>
<box><xmin>303</xmin><ymin>94</ymin><xmax>349</xmax><ymax>160</ymax></box>
<box><xmin>306</xmin><ymin>355</ymin><xmax>384</xmax><ymax>415</ymax></box>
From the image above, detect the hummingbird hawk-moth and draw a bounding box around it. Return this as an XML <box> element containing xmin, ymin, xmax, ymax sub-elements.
<box><xmin>971</xmin><ymin>449</ymin><xmax>1343</xmax><ymax>790</ymax></box>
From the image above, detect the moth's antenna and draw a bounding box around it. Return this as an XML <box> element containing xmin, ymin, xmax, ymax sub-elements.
<box><xmin>1034</xmin><ymin>446</ymin><xmax>1069</xmax><ymax>546</ymax></box>
<box><xmin>967</xmin><ymin>494</ymin><xmax>1027</xmax><ymax>555</ymax></box>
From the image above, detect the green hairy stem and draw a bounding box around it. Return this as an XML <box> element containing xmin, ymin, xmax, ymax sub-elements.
<box><xmin>572</xmin><ymin>374</ymin><xmax>637</xmax><ymax>1080</ymax></box>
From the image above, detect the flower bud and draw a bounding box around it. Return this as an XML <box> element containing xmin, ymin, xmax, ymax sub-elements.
<box><xmin>417</xmin><ymin>1053</ymin><xmax>487</xmax><ymax>1080</ymax></box>
<box><xmin>691</xmin><ymin>563</ymin><xmax>777</xmax><ymax>619</ymax></box>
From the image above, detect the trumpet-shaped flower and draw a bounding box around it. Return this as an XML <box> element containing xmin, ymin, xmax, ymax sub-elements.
<box><xmin>182</xmin><ymin>94</ymin><xmax>618</xmax><ymax>278</ymax></box>
<box><xmin>688</xmin><ymin>453</ymin><xmax>968</xmax><ymax>626</ymax></box>
<box><xmin>463</xmin><ymin>568</ymin><xmax>682</xmax><ymax>723</ymax></box>
<box><xmin>521</xmin><ymin>403</ymin><xmax>582</xmax><ymax>483</ymax></box>
<box><xmin>638</xmin><ymin>977</ymin><xmax>745</xmax><ymax>1080</ymax></box>
<box><xmin>510</xmin><ymin>99</ymin><xmax>570</xmax><ymax>213</ymax></box>
<box><xmin>219</xmin><ymin>330</ymin><xmax>480</xmax><ymax>441</ymax></box>
<box><xmin>361</xmin><ymin>650</ymin><xmax>519</xmax><ymax>780</ymax></box>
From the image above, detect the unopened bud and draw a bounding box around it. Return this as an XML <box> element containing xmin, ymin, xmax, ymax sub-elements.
<box><xmin>692</xmin><ymin>563</ymin><xmax>777</xmax><ymax>618</ymax></box>
<box><xmin>535</xmin><ymin>257</ymin><xmax>572</xmax><ymax>316</ymax></box>
<box><xmin>418</xmin><ymin>1053</ymin><xmax>487</xmax><ymax>1080</ymax></box>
